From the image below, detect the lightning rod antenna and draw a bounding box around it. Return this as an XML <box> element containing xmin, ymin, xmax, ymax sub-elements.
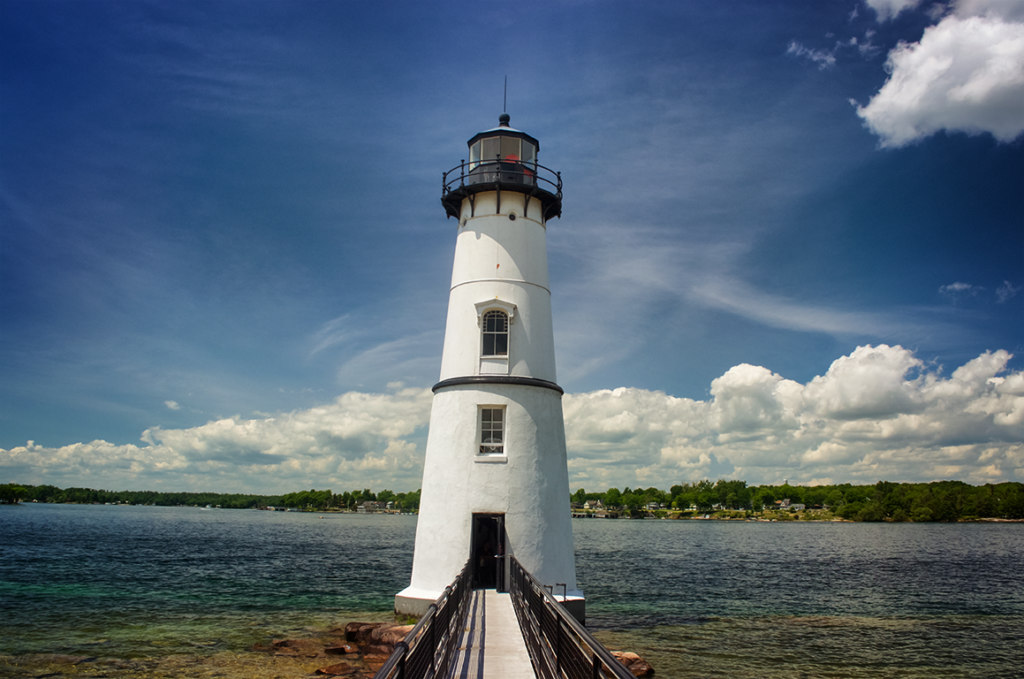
<box><xmin>503</xmin><ymin>76</ymin><xmax>507</xmax><ymax>113</ymax></box>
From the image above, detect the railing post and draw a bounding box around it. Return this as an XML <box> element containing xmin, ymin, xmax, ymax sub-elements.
<box><xmin>430</xmin><ymin>599</ymin><xmax>439</xmax><ymax>674</ymax></box>
<box><xmin>556</xmin><ymin>614</ymin><xmax>563</xmax><ymax>676</ymax></box>
<box><xmin>395</xmin><ymin>641</ymin><xmax>406</xmax><ymax>679</ymax></box>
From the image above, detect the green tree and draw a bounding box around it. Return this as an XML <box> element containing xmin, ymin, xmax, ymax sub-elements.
<box><xmin>0</xmin><ymin>484</ymin><xmax>28</xmax><ymax>504</ymax></box>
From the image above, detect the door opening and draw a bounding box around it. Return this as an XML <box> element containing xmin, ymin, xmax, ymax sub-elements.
<box><xmin>470</xmin><ymin>513</ymin><xmax>506</xmax><ymax>591</ymax></box>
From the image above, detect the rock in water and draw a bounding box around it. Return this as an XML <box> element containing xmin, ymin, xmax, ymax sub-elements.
<box><xmin>611</xmin><ymin>650</ymin><xmax>655</xmax><ymax>676</ymax></box>
<box><xmin>315</xmin><ymin>661</ymin><xmax>362</xmax><ymax>676</ymax></box>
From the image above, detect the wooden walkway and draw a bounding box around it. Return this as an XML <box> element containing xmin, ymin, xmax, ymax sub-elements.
<box><xmin>448</xmin><ymin>589</ymin><xmax>535</xmax><ymax>679</ymax></box>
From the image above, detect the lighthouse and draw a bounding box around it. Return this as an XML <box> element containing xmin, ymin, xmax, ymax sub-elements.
<box><xmin>395</xmin><ymin>113</ymin><xmax>584</xmax><ymax>622</ymax></box>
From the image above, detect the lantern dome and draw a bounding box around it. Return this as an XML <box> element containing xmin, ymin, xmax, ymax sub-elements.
<box><xmin>442</xmin><ymin>114</ymin><xmax>562</xmax><ymax>221</ymax></box>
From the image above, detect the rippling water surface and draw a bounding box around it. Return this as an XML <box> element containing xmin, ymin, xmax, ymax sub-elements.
<box><xmin>2</xmin><ymin>504</ymin><xmax>1022</xmax><ymax>677</ymax></box>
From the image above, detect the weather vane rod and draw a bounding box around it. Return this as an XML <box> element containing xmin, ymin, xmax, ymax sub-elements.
<box><xmin>503</xmin><ymin>75</ymin><xmax>507</xmax><ymax>113</ymax></box>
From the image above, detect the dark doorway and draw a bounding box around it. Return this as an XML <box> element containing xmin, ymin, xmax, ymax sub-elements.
<box><xmin>470</xmin><ymin>513</ymin><xmax>506</xmax><ymax>592</ymax></box>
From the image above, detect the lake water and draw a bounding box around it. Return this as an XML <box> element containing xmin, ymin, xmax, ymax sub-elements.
<box><xmin>1</xmin><ymin>504</ymin><xmax>1022</xmax><ymax>678</ymax></box>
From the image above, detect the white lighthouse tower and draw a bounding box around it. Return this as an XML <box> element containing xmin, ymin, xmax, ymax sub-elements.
<box><xmin>395</xmin><ymin>113</ymin><xmax>584</xmax><ymax>622</ymax></box>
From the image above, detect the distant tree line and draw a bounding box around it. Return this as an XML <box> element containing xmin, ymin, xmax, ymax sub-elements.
<box><xmin>0</xmin><ymin>484</ymin><xmax>421</xmax><ymax>512</ymax></box>
<box><xmin>570</xmin><ymin>479</ymin><xmax>1024</xmax><ymax>521</ymax></box>
<box><xmin>6</xmin><ymin>479</ymin><xmax>1023</xmax><ymax>521</ymax></box>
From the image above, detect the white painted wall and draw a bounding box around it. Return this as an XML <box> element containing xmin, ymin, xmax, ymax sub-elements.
<box><xmin>438</xmin><ymin>193</ymin><xmax>557</xmax><ymax>383</ymax></box>
<box><xmin>397</xmin><ymin>177</ymin><xmax>583</xmax><ymax>619</ymax></box>
<box><xmin>399</xmin><ymin>384</ymin><xmax>581</xmax><ymax>603</ymax></box>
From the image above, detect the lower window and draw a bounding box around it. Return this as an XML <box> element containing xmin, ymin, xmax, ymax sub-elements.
<box><xmin>479</xmin><ymin>407</ymin><xmax>505</xmax><ymax>455</ymax></box>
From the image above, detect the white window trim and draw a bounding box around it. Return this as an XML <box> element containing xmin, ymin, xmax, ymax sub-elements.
<box><xmin>475</xmin><ymin>299</ymin><xmax>516</xmax><ymax>326</ymax></box>
<box><xmin>477</xmin><ymin>405</ymin><xmax>507</xmax><ymax>459</ymax></box>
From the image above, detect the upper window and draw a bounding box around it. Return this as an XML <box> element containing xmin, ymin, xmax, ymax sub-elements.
<box><xmin>480</xmin><ymin>407</ymin><xmax>505</xmax><ymax>455</ymax></box>
<box><xmin>482</xmin><ymin>310</ymin><xmax>509</xmax><ymax>357</ymax></box>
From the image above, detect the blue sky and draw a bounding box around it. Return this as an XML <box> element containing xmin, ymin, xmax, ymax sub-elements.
<box><xmin>2</xmin><ymin>0</ymin><xmax>1022</xmax><ymax>493</ymax></box>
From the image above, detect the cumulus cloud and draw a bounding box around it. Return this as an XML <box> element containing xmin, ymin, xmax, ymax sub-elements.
<box><xmin>564</xmin><ymin>345</ymin><xmax>1022</xmax><ymax>489</ymax></box>
<box><xmin>956</xmin><ymin>0</ymin><xmax>1024</xmax><ymax>22</ymax></box>
<box><xmin>3</xmin><ymin>347</ymin><xmax>1021</xmax><ymax>492</ymax></box>
<box><xmin>857</xmin><ymin>7</ymin><xmax>1024</xmax><ymax>146</ymax></box>
<box><xmin>164</xmin><ymin>400</ymin><xmax>180</xmax><ymax>410</ymax></box>
<box><xmin>2</xmin><ymin>388</ymin><xmax>433</xmax><ymax>493</ymax></box>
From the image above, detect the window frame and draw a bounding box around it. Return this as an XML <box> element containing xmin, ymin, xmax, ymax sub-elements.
<box><xmin>474</xmin><ymin>300</ymin><xmax>516</xmax><ymax>373</ymax></box>
<box><xmin>481</xmin><ymin>310</ymin><xmax>509</xmax><ymax>358</ymax></box>
<box><xmin>478</xmin><ymin>406</ymin><xmax>506</xmax><ymax>456</ymax></box>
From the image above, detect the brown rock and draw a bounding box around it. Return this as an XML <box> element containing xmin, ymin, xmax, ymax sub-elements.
<box><xmin>316</xmin><ymin>661</ymin><xmax>359</xmax><ymax>676</ymax></box>
<box><xmin>362</xmin><ymin>642</ymin><xmax>393</xmax><ymax>672</ymax></box>
<box><xmin>611</xmin><ymin>650</ymin><xmax>655</xmax><ymax>677</ymax></box>
<box><xmin>270</xmin><ymin>638</ymin><xmax>322</xmax><ymax>657</ymax></box>
<box><xmin>324</xmin><ymin>643</ymin><xmax>359</xmax><ymax>655</ymax></box>
<box><xmin>371</xmin><ymin>624</ymin><xmax>415</xmax><ymax>647</ymax></box>
<box><xmin>362</xmin><ymin>644</ymin><xmax>392</xmax><ymax>658</ymax></box>
<box><xmin>364</xmin><ymin>658</ymin><xmax>388</xmax><ymax>673</ymax></box>
<box><xmin>345</xmin><ymin>622</ymin><xmax>386</xmax><ymax>643</ymax></box>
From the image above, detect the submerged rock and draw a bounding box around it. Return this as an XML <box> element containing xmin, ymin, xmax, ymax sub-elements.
<box><xmin>612</xmin><ymin>650</ymin><xmax>655</xmax><ymax>676</ymax></box>
<box><xmin>315</xmin><ymin>660</ymin><xmax>364</xmax><ymax>676</ymax></box>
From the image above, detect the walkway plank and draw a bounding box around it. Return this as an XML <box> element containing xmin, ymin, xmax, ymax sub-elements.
<box><xmin>449</xmin><ymin>589</ymin><xmax>535</xmax><ymax>679</ymax></box>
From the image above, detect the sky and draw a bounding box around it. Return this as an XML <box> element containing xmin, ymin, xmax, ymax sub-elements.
<box><xmin>1</xmin><ymin>0</ymin><xmax>1022</xmax><ymax>495</ymax></box>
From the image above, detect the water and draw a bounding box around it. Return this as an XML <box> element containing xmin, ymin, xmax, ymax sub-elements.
<box><xmin>2</xmin><ymin>504</ymin><xmax>1022</xmax><ymax>677</ymax></box>
<box><xmin>0</xmin><ymin>504</ymin><xmax>408</xmax><ymax>657</ymax></box>
<box><xmin>572</xmin><ymin>519</ymin><xmax>1024</xmax><ymax>677</ymax></box>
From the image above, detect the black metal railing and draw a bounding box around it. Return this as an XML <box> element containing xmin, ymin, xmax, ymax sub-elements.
<box><xmin>443</xmin><ymin>157</ymin><xmax>562</xmax><ymax>200</ymax></box>
<box><xmin>509</xmin><ymin>558</ymin><xmax>634</xmax><ymax>679</ymax></box>
<box><xmin>372</xmin><ymin>561</ymin><xmax>473</xmax><ymax>679</ymax></box>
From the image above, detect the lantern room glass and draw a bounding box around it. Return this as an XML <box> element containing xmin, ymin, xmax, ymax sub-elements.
<box><xmin>467</xmin><ymin>135</ymin><xmax>537</xmax><ymax>186</ymax></box>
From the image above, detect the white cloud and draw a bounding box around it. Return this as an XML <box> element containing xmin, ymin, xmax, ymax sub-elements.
<box><xmin>866</xmin><ymin>0</ymin><xmax>924</xmax><ymax>22</ymax></box>
<box><xmin>2</xmin><ymin>388</ymin><xmax>433</xmax><ymax>493</ymax></box>
<box><xmin>996</xmin><ymin>280</ymin><xmax>1021</xmax><ymax>302</ymax></box>
<box><xmin>565</xmin><ymin>345</ymin><xmax>1022</xmax><ymax>488</ymax></box>
<box><xmin>787</xmin><ymin>41</ymin><xmax>837</xmax><ymax>69</ymax></box>
<box><xmin>857</xmin><ymin>13</ymin><xmax>1024</xmax><ymax>146</ymax></box>
<box><xmin>164</xmin><ymin>400</ymin><xmax>181</xmax><ymax>410</ymax></box>
<box><xmin>4</xmin><ymin>347</ymin><xmax>1021</xmax><ymax>493</ymax></box>
<box><xmin>939</xmin><ymin>281</ymin><xmax>983</xmax><ymax>299</ymax></box>
<box><xmin>955</xmin><ymin>0</ymin><xmax>1024</xmax><ymax>22</ymax></box>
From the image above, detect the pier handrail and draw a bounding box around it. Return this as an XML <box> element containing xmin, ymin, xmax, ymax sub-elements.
<box><xmin>372</xmin><ymin>560</ymin><xmax>472</xmax><ymax>679</ymax></box>
<box><xmin>509</xmin><ymin>557</ymin><xmax>635</xmax><ymax>679</ymax></box>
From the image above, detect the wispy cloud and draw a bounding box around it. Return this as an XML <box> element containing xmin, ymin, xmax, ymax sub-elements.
<box><xmin>996</xmin><ymin>280</ymin><xmax>1021</xmax><ymax>303</ymax></box>
<box><xmin>786</xmin><ymin>40</ymin><xmax>837</xmax><ymax>69</ymax></box>
<box><xmin>865</xmin><ymin>0</ymin><xmax>923</xmax><ymax>22</ymax></box>
<box><xmin>940</xmin><ymin>281</ymin><xmax>984</xmax><ymax>303</ymax></box>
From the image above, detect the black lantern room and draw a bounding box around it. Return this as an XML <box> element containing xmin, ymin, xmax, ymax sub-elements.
<box><xmin>442</xmin><ymin>113</ymin><xmax>562</xmax><ymax>222</ymax></box>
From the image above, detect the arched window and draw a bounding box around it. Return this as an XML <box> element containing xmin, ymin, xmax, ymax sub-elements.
<box><xmin>482</xmin><ymin>310</ymin><xmax>509</xmax><ymax>357</ymax></box>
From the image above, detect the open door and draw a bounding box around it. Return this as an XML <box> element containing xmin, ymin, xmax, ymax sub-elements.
<box><xmin>470</xmin><ymin>513</ymin><xmax>507</xmax><ymax>592</ymax></box>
